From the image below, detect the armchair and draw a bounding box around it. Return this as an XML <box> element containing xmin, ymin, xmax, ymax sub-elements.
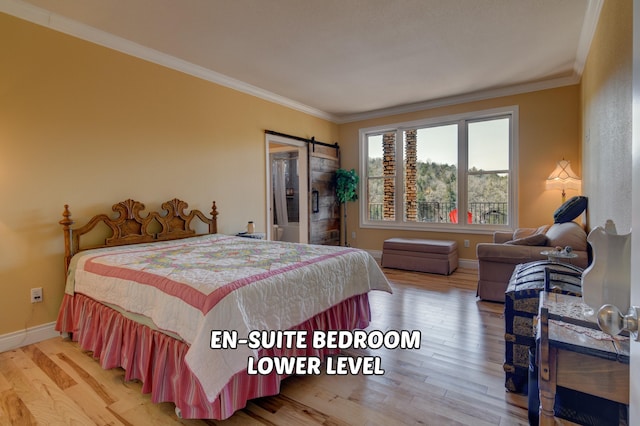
<box><xmin>476</xmin><ymin>221</ymin><xmax>589</xmax><ymax>302</ymax></box>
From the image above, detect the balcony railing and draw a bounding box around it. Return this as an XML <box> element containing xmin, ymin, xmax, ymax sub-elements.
<box><xmin>368</xmin><ymin>201</ymin><xmax>508</xmax><ymax>224</ymax></box>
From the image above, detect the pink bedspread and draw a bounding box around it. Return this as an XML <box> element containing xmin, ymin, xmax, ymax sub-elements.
<box><xmin>58</xmin><ymin>235</ymin><xmax>391</xmax><ymax>402</ymax></box>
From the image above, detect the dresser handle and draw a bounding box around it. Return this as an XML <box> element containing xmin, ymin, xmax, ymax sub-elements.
<box><xmin>597</xmin><ymin>304</ymin><xmax>640</xmax><ymax>341</ymax></box>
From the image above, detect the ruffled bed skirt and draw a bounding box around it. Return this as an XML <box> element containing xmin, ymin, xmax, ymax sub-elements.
<box><xmin>55</xmin><ymin>292</ymin><xmax>371</xmax><ymax>419</ymax></box>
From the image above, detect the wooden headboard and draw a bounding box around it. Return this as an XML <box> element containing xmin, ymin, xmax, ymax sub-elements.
<box><xmin>60</xmin><ymin>198</ymin><xmax>218</xmax><ymax>273</ymax></box>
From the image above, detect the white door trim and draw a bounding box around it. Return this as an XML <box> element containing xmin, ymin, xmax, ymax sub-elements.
<box><xmin>265</xmin><ymin>134</ymin><xmax>308</xmax><ymax>243</ymax></box>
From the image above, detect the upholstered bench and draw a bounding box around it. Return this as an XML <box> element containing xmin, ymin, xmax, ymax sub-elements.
<box><xmin>381</xmin><ymin>238</ymin><xmax>458</xmax><ymax>275</ymax></box>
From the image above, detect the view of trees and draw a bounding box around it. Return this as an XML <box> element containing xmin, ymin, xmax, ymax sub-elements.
<box><xmin>364</xmin><ymin>114</ymin><xmax>512</xmax><ymax>224</ymax></box>
<box><xmin>368</xmin><ymin>158</ymin><xmax>508</xmax><ymax>204</ymax></box>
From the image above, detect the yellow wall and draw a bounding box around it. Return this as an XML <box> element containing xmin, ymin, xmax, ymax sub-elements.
<box><xmin>581</xmin><ymin>0</ymin><xmax>633</xmax><ymax>233</ymax></box>
<box><xmin>338</xmin><ymin>86</ymin><xmax>581</xmax><ymax>259</ymax></box>
<box><xmin>5</xmin><ymin>1</ymin><xmax>623</xmax><ymax>338</ymax></box>
<box><xmin>0</xmin><ymin>13</ymin><xmax>338</xmax><ymax>336</ymax></box>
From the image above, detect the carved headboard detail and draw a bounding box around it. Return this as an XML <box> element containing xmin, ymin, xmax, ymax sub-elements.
<box><xmin>60</xmin><ymin>198</ymin><xmax>218</xmax><ymax>273</ymax></box>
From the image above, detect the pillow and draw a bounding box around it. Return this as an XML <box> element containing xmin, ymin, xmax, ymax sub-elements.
<box><xmin>553</xmin><ymin>196</ymin><xmax>588</xmax><ymax>223</ymax></box>
<box><xmin>512</xmin><ymin>225</ymin><xmax>549</xmax><ymax>240</ymax></box>
<box><xmin>505</xmin><ymin>234</ymin><xmax>549</xmax><ymax>246</ymax></box>
<box><xmin>545</xmin><ymin>222</ymin><xmax>587</xmax><ymax>251</ymax></box>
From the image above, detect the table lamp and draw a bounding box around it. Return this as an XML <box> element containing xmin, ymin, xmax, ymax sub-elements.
<box><xmin>546</xmin><ymin>159</ymin><xmax>581</xmax><ymax>203</ymax></box>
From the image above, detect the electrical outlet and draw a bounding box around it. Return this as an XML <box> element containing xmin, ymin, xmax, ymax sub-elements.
<box><xmin>31</xmin><ymin>287</ymin><xmax>43</xmax><ymax>303</ymax></box>
<box><xmin>464</xmin><ymin>239</ymin><xmax>470</xmax><ymax>248</ymax></box>
<box><xmin>351</xmin><ymin>231</ymin><xmax>356</xmax><ymax>239</ymax></box>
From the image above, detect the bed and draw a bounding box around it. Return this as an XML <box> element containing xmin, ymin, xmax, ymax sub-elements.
<box><xmin>54</xmin><ymin>198</ymin><xmax>391</xmax><ymax>419</ymax></box>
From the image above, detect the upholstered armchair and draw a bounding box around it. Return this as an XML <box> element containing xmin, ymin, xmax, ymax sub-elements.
<box><xmin>476</xmin><ymin>221</ymin><xmax>589</xmax><ymax>302</ymax></box>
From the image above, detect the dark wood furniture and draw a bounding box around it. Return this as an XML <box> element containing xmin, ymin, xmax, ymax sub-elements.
<box><xmin>59</xmin><ymin>198</ymin><xmax>217</xmax><ymax>274</ymax></box>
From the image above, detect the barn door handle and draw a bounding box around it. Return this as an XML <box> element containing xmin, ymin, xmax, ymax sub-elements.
<box><xmin>597</xmin><ymin>304</ymin><xmax>640</xmax><ymax>341</ymax></box>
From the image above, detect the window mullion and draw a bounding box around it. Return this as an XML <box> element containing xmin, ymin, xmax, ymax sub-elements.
<box><xmin>508</xmin><ymin>114</ymin><xmax>517</xmax><ymax>227</ymax></box>
<box><xmin>458</xmin><ymin>120</ymin><xmax>469</xmax><ymax>225</ymax></box>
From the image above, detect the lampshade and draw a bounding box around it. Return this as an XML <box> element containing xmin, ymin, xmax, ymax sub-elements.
<box><xmin>546</xmin><ymin>159</ymin><xmax>581</xmax><ymax>201</ymax></box>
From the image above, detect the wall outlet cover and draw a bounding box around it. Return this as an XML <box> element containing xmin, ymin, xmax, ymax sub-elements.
<box><xmin>31</xmin><ymin>287</ymin><xmax>43</xmax><ymax>303</ymax></box>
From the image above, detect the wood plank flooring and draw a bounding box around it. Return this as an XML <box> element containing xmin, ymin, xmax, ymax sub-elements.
<box><xmin>0</xmin><ymin>267</ymin><xmax>533</xmax><ymax>425</ymax></box>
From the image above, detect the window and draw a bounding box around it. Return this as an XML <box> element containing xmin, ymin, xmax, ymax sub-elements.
<box><xmin>359</xmin><ymin>107</ymin><xmax>517</xmax><ymax>231</ymax></box>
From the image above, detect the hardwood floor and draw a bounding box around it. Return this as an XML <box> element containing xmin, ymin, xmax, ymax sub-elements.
<box><xmin>0</xmin><ymin>267</ymin><xmax>531</xmax><ymax>425</ymax></box>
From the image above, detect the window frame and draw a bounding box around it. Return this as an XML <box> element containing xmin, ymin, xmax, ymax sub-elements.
<box><xmin>358</xmin><ymin>106</ymin><xmax>519</xmax><ymax>234</ymax></box>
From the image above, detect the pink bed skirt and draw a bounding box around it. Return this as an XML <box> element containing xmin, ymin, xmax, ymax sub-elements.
<box><xmin>55</xmin><ymin>292</ymin><xmax>371</xmax><ymax>419</ymax></box>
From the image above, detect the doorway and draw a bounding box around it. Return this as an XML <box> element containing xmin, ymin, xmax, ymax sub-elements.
<box><xmin>265</xmin><ymin>134</ymin><xmax>308</xmax><ymax>243</ymax></box>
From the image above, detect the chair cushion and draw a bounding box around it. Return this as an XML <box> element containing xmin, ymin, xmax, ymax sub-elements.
<box><xmin>505</xmin><ymin>234</ymin><xmax>548</xmax><ymax>246</ymax></box>
<box><xmin>553</xmin><ymin>196</ymin><xmax>588</xmax><ymax>223</ymax></box>
<box><xmin>513</xmin><ymin>225</ymin><xmax>549</xmax><ymax>240</ymax></box>
<box><xmin>545</xmin><ymin>222</ymin><xmax>587</xmax><ymax>251</ymax></box>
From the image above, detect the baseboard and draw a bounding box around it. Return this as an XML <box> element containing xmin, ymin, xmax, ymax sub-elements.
<box><xmin>365</xmin><ymin>249</ymin><xmax>478</xmax><ymax>270</ymax></box>
<box><xmin>459</xmin><ymin>259</ymin><xmax>479</xmax><ymax>270</ymax></box>
<box><xmin>0</xmin><ymin>322</ymin><xmax>59</xmax><ymax>353</ymax></box>
<box><xmin>367</xmin><ymin>249</ymin><xmax>383</xmax><ymax>261</ymax></box>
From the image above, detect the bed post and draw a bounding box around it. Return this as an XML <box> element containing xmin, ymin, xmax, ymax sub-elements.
<box><xmin>59</xmin><ymin>204</ymin><xmax>74</xmax><ymax>275</ymax></box>
<box><xmin>210</xmin><ymin>201</ymin><xmax>218</xmax><ymax>234</ymax></box>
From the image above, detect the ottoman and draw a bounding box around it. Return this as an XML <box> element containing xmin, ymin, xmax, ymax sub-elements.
<box><xmin>381</xmin><ymin>238</ymin><xmax>458</xmax><ymax>275</ymax></box>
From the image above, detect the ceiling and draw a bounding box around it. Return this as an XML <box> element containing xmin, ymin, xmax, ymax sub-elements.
<box><xmin>3</xmin><ymin>0</ymin><xmax>601</xmax><ymax>123</ymax></box>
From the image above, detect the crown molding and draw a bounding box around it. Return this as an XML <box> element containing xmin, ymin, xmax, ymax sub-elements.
<box><xmin>327</xmin><ymin>0</ymin><xmax>603</xmax><ymax>124</ymax></box>
<box><xmin>0</xmin><ymin>0</ymin><xmax>337</xmax><ymax>122</ymax></box>
<box><xmin>335</xmin><ymin>74</ymin><xmax>581</xmax><ymax>124</ymax></box>
<box><xmin>573</xmin><ymin>0</ymin><xmax>604</xmax><ymax>77</ymax></box>
<box><xmin>2</xmin><ymin>0</ymin><xmax>602</xmax><ymax>126</ymax></box>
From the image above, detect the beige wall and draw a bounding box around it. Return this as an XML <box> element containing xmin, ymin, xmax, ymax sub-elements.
<box><xmin>581</xmin><ymin>0</ymin><xmax>633</xmax><ymax>233</ymax></box>
<box><xmin>0</xmin><ymin>13</ymin><xmax>338</xmax><ymax>336</ymax></box>
<box><xmin>338</xmin><ymin>86</ymin><xmax>581</xmax><ymax>259</ymax></box>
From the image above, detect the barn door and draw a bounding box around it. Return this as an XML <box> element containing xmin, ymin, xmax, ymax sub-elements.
<box><xmin>309</xmin><ymin>143</ymin><xmax>340</xmax><ymax>245</ymax></box>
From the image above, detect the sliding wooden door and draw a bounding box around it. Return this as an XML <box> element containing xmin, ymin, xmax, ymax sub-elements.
<box><xmin>309</xmin><ymin>144</ymin><xmax>340</xmax><ymax>245</ymax></box>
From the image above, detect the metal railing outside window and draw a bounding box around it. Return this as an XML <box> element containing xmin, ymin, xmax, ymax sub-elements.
<box><xmin>368</xmin><ymin>201</ymin><xmax>508</xmax><ymax>224</ymax></box>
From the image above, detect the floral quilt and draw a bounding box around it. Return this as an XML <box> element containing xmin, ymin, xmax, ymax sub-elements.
<box><xmin>65</xmin><ymin>234</ymin><xmax>391</xmax><ymax>401</ymax></box>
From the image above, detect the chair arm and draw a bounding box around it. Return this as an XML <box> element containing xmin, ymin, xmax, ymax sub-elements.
<box><xmin>477</xmin><ymin>243</ymin><xmax>547</xmax><ymax>264</ymax></box>
<box><xmin>493</xmin><ymin>231</ymin><xmax>514</xmax><ymax>244</ymax></box>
